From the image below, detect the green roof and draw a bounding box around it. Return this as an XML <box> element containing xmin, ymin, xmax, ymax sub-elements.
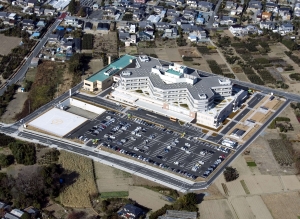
<box><xmin>166</xmin><ymin>69</ymin><xmax>182</xmax><ymax>76</ymax></box>
<box><xmin>86</xmin><ymin>54</ymin><xmax>135</xmax><ymax>82</ymax></box>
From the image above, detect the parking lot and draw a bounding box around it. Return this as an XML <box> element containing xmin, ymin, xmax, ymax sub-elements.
<box><xmin>67</xmin><ymin>110</ymin><xmax>229</xmax><ymax>179</ymax></box>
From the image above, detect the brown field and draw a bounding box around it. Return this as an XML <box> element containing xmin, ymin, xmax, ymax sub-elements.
<box><xmin>246</xmin><ymin>196</ymin><xmax>273</xmax><ymax>219</ymax></box>
<box><xmin>0</xmin><ymin>35</ymin><xmax>21</xmax><ymax>55</ymax></box>
<box><xmin>260</xmin><ymin>111</ymin><xmax>272</xmax><ymax>124</ymax></box>
<box><xmin>263</xmin><ymin>99</ymin><xmax>281</xmax><ymax>110</ymax></box>
<box><xmin>199</xmin><ymin>199</ymin><xmax>236</xmax><ymax>219</ymax></box>
<box><xmin>93</xmin><ymin>32</ymin><xmax>118</xmax><ymax>57</ymax></box>
<box><xmin>59</xmin><ymin>151</ymin><xmax>98</xmax><ymax>208</ymax></box>
<box><xmin>178</xmin><ymin>47</ymin><xmax>201</xmax><ymax>58</ymax></box>
<box><xmin>250</xmin><ymin>111</ymin><xmax>272</xmax><ymax>123</ymax></box>
<box><xmin>0</xmin><ymin>92</ymin><xmax>28</xmax><ymax>123</ymax></box>
<box><xmin>94</xmin><ymin>161</ymin><xmax>133</xmax><ymax>193</ymax></box>
<box><xmin>235</xmin><ymin>73</ymin><xmax>250</xmax><ymax>82</ymax></box>
<box><xmin>128</xmin><ymin>186</ymin><xmax>169</xmax><ymax>211</ymax></box>
<box><xmin>280</xmin><ymin>175</ymin><xmax>300</xmax><ymax>190</ymax></box>
<box><xmin>262</xmin><ymin>192</ymin><xmax>300</xmax><ymax>219</ymax></box>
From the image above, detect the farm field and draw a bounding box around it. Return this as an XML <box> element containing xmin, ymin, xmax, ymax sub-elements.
<box><xmin>59</xmin><ymin>151</ymin><xmax>98</xmax><ymax>207</ymax></box>
<box><xmin>199</xmin><ymin>199</ymin><xmax>236</xmax><ymax>219</ymax></box>
<box><xmin>262</xmin><ymin>192</ymin><xmax>300</xmax><ymax>219</ymax></box>
<box><xmin>0</xmin><ymin>35</ymin><xmax>21</xmax><ymax>55</ymax></box>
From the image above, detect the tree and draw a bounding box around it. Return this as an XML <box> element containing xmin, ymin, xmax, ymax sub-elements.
<box><xmin>68</xmin><ymin>0</ymin><xmax>77</xmax><ymax>15</ymax></box>
<box><xmin>223</xmin><ymin>166</ymin><xmax>239</xmax><ymax>182</ymax></box>
<box><xmin>68</xmin><ymin>211</ymin><xmax>86</xmax><ymax>219</ymax></box>
<box><xmin>78</xmin><ymin>7</ymin><xmax>86</xmax><ymax>17</ymax></box>
<box><xmin>20</xmin><ymin>212</ymin><xmax>31</xmax><ymax>219</ymax></box>
<box><xmin>0</xmin><ymin>154</ymin><xmax>14</xmax><ymax>167</ymax></box>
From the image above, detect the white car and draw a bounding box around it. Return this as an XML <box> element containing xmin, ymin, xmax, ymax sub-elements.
<box><xmin>185</xmin><ymin>143</ymin><xmax>191</xmax><ymax>147</ymax></box>
<box><xmin>181</xmin><ymin>146</ymin><xmax>187</xmax><ymax>151</ymax></box>
<box><xmin>133</xmin><ymin>147</ymin><xmax>139</xmax><ymax>151</ymax></box>
<box><xmin>174</xmin><ymin>161</ymin><xmax>180</xmax><ymax>165</ymax></box>
<box><xmin>110</xmin><ymin>135</ymin><xmax>116</xmax><ymax>139</ymax></box>
<box><xmin>131</xmin><ymin>131</ymin><xmax>136</xmax><ymax>135</ymax></box>
<box><xmin>136</xmin><ymin>133</ymin><xmax>142</xmax><ymax>137</ymax></box>
<box><xmin>185</xmin><ymin>150</ymin><xmax>191</xmax><ymax>154</ymax></box>
<box><xmin>198</xmin><ymin>161</ymin><xmax>204</xmax><ymax>165</ymax></box>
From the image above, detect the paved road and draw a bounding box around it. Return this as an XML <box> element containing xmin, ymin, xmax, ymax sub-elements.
<box><xmin>0</xmin><ymin>97</ymin><xmax>290</xmax><ymax>191</ymax></box>
<box><xmin>206</xmin><ymin>0</ymin><xmax>222</xmax><ymax>28</ymax></box>
<box><xmin>0</xmin><ymin>19</ymin><xmax>61</xmax><ymax>96</ymax></box>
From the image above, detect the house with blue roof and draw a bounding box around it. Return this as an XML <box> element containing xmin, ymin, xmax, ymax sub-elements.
<box><xmin>83</xmin><ymin>55</ymin><xmax>136</xmax><ymax>92</ymax></box>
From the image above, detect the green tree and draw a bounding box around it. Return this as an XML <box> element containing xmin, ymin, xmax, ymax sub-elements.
<box><xmin>0</xmin><ymin>154</ymin><xmax>14</xmax><ymax>167</ymax></box>
<box><xmin>21</xmin><ymin>212</ymin><xmax>31</xmax><ymax>219</ymax></box>
<box><xmin>78</xmin><ymin>7</ymin><xmax>86</xmax><ymax>17</ymax></box>
<box><xmin>224</xmin><ymin>166</ymin><xmax>239</xmax><ymax>182</ymax></box>
<box><xmin>68</xmin><ymin>0</ymin><xmax>77</xmax><ymax>15</ymax></box>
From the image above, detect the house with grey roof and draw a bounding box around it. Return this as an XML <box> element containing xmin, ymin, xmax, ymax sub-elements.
<box><xmin>279</xmin><ymin>23</ymin><xmax>294</xmax><ymax>33</ymax></box>
<box><xmin>155</xmin><ymin>22</ymin><xmax>170</xmax><ymax>31</ymax></box>
<box><xmin>247</xmin><ymin>0</ymin><xmax>262</xmax><ymax>11</ymax></box>
<box><xmin>198</xmin><ymin>1</ymin><xmax>214</xmax><ymax>11</ymax></box>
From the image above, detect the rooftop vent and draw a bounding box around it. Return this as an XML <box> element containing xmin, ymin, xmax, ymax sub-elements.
<box><xmin>122</xmin><ymin>71</ymin><xmax>131</xmax><ymax>76</ymax></box>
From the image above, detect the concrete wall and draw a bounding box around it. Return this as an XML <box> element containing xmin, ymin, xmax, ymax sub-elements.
<box><xmin>70</xmin><ymin>98</ymin><xmax>106</xmax><ymax>114</ymax></box>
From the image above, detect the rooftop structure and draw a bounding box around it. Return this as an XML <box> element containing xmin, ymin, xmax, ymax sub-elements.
<box><xmin>108</xmin><ymin>55</ymin><xmax>247</xmax><ymax>128</ymax></box>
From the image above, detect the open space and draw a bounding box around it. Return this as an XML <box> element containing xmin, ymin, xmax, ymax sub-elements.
<box><xmin>0</xmin><ymin>35</ymin><xmax>22</xmax><ymax>55</ymax></box>
<box><xmin>199</xmin><ymin>199</ymin><xmax>236</xmax><ymax>219</ymax></box>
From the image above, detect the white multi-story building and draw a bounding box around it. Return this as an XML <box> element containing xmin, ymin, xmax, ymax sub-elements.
<box><xmin>109</xmin><ymin>55</ymin><xmax>247</xmax><ymax>128</ymax></box>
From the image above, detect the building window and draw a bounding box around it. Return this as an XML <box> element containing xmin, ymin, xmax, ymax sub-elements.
<box><xmin>84</xmin><ymin>83</ymin><xmax>91</xmax><ymax>86</ymax></box>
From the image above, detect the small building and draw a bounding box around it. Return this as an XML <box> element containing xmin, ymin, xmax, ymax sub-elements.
<box><xmin>36</xmin><ymin>20</ymin><xmax>46</xmax><ymax>27</ymax></box>
<box><xmin>74</xmin><ymin>38</ymin><xmax>81</xmax><ymax>52</ymax></box>
<box><xmin>84</xmin><ymin>21</ymin><xmax>93</xmax><ymax>30</ymax></box>
<box><xmin>97</xmin><ymin>22</ymin><xmax>110</xmax><ymax>33</ymax></box>
<box><xmin>22</xmin><ymin>19</ymin><xmax>35</xmax><ymax>30</ymax></box>
<box><xmin>159</xmin><ymin>210</ymin><xmax>197</xmax><ymax>219</ymax></box>
<box><xmin>27</xmin><ymin>0</ymin><xmax>37</xmax><ymax>7</ymax></box>
<box><xmin>30</xmin><ymin>57</ymin><xmax>39</xmax><ymax>67</ymax></box>
<box><xmin>118</xmin><ymin>204</ymin><xmax>144</xmax><ymax>219</ymax></box>
<box><xmin>261</xmin><ymin>12</ymin><xmax>272</xmax><ymax>21</ymax></box>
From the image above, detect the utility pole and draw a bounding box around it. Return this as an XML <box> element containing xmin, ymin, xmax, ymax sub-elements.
<box><xmin>29</xmin><ymin>99</ymin><xmax>30</xmax><ymax>114</ymax></box>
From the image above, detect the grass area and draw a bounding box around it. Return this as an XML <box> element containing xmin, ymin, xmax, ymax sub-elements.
<box><xmin>140</xmin><ymin>185</ymin><xmax>179</xmax><ymax>200</ymax></box>
<box><xmin>100</xmin><ymin>191</ymin><xmax>129</xmax><ymax>199</ymax></box>
<box><xmin>178</xmin><ymin>121</ymin><xmax>185</xmax><ymax>125</ymax></box>
<box><xmin>25</xmin><ymin>68</ymin><xmax>37</xmax><ymax>82</ymax></box>
<box><xmin>240</xmin><ymin>180</ymin><xmax>250</xmax><ymax>194</ymax></box>
<box><xmin>180</xmin><ymin>103</ymin><xmax>189</xmax><ymax>109</ymax></box>
<box><xmin>211</xmin><ymin>132</ymin><xmax>218</xmax><ymax>137</ymax></box>
<box><xmin>247</xmin><ymin>161</ymin><xmax>257</xmax><ymax>167</ymax></box>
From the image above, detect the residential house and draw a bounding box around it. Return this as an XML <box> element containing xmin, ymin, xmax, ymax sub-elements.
<box><xmin>116</xmin><ymin>6</ymin><xmax>126</xmax><ymax>13</ymax></box>
<box><xmin>0</xmin><ymin>202</ymin><xmax>10</xmax><ymax>218</ymax></box>
<box><xmin>130</xmin><ymin>34</ymin><xmax>137</xmax><ymax>43</ymax></box>
<box><xmin>8</xmin><ymin>13</ymin><xmax>17</xmax><ymax>20</ymax></box>
<box><xmin>34</xmin><ymin>6</ymin><xmax>44</xmax><ymax>15</ymax></box>
<box><xmin>166</xmin><ymin>9</ymin><xmax>178</xmax><ymax>17</ymax></box>
<box><xmin>36</xmin><ymin>20</ymin><xmax>46</xmax><ymax>27</ymax></box>
<box><xmin>97</xmin><ymin>22</ymin><xmax>110</xmax><ymax>33</ymax></box>
<box><xmin>186</xmin><ymin>0</ymin><xmax>198</xmax><ymax>8</ymax></box>
<box><xmin>61</xmin><ymin>38</ymin><xmax>73</xmax><ymax>50</ymax></box>
<box><xmin>279</xmin><ymin>23</ymin><xmax>293</xmax><ymax>33</ymax></box>
<box><xmin>181</xmin><ymin>24</ymin><xmax>206</xmax><ymax>34</ymax></box>
<box><xmin>144</xmin><ymin>28</ymin><xmax>154</xmax><ymax>37</ymax></box>
<box><xmin>24</xmin><ymin>206</ymin><xmax>40</xmax><ymax>218</ymax></box>
<box><xmin>84</xmin><ymin>21</ymin><xmax>93</xmax><ymax>30</ymax></box>
<box><xmin>163</xmin><ymin>27</ymin><xmax>178</xmax><ymax>38</ymax></box>
<box><xmin>236</xmin><ymin>6</ymin><xmax>243</xmax><ymax>14</ymax></box>
<box><xmin>155</xmin><ymin>22</ymin><xmax>170</xmax><ymax>31</ymax></box>
<box><xmin>4</xmin><ymin>213</ymin><xmax>19</xmax><ymax>219</ymax></box>
<box><xmin>279</xmin><ymin>7</ymin><xmax>291</xmax><ymax>20</ymax></box>
<box><xmin>198</xmin><ymin>1</ymin><xmax>214</xmax><ymax>11</ymax></box>
<box><xmin>30</xmin><ymin>57</ymin><xmax>39</xmax><ymax>67</ymax></box>
<box><xmin>57</xmin><ymin>29</ymin><xmax>65</xmax><ymax>40</ymax></box>
<box><xmin>176</xmin><ymin>0</ymin><xmax>184</xmax><ymax>6</ymax></box>
<box><xmin>153</xmin><ymin>6</ymin><xmax>164</xmax><ymax>13</ymax></box>
<box><xmin>138</xmin><ymin>21</ymin><xmax>153</xmax><ymax>30</ymax></box>
<box><xmin>138</xmin><ymin>31</ymin><xmax>153</xmax><ymax>41</ymax></box>
<box><xmin>295</xmin><ymin>2</ymin><xmax>300</xmax><ymax>17</ymax></box>
<box><xmin>134</xmin><ymin>0</ymin><xmax>146</xmax><ymax>3</ymax></box>
<box><xmin>166</xmin><ymin>2</ymin><xmax>176</xmax><ymax>8</ymax></box>
<box><xmin>133</xmin><ymin>10</ymin><xmax>143</xmax><ymax>21</ymax></box>
<box><xmin>247</xmin><ymin>0</ymin><xmax>262</xmax><ymax>12</ymax></box>
<box><xmin>48</xmin><ymin>33</ymin><xmax>59</xmax><ymax>40</ymax></box>
<box><xmin>129</xmin><ymin>24</ymin><xmax>136</xmax><ymax>33</ymax></box>
<box><xmin>119</xmin><ymin>32</ymin><xmax>130</xmax><ymax>41</ymax></box>
<box><xmin>147</xmin><ymin>15</ymin><xmax>161</xmax><ymax>23</ymax></box>
<box><xmin>265</xmin><ymin>2</ymin><xmax>278</xmax><ymax>13</ymax></box>
<box><xmin>261</xmin><ymin>12</ymin><xmax>272</xmax><ymax>21</ymax></box>
<box><xmin>118</xmin><ymin>204</ymin><xmax>144</xmax><ymax>219</ymax></box>
<box><xmin>229</xmin><ymin>24</ymin><xmax>247</xmax><ymax>35</ymax></box>
<box><xmin>188</xmin><ymin>29</ymin><xmax>207</xmax><ymax>41</ymax></box>
<box><xmin>27</xmin><ymin>0</ymin><xmax>37</xmax><ymax>7</ymax></box>
<box><xmin>159</xmin><ymin>210</ymin><xmax>197</xmax><ymax>219</ymax></box>
<box><xmin>259</xmin><ymin>21</ymin><xmax>275</xmax><ymax>30</ymax></box>
<box><xmin>105</xmin><ymin>7</ymin><xmax>116</xmax><ymax>16</ymax></box>
<box><xmin>22</xmin><ymin>19</ymin><xmax>35</xmax><ymax>29</ymax></box>
<box><xmin>0</xmin><ymin>11</ymin><xmax>8</xmax><ymax>19</ymax></box>
<box><xmin>73</xmin><ymin>38</ymin><xmax>81</xmax><ymax>52</ymax></box>
<box><xmin>24</xmin><ymin>7</ymin><xmax>34</xmax><ymax>14</ymax></box>
<box><xmin>225</xmin><ymin>1</ymin><xmax>237</xmax><ymax>9</ymax></box>
<box><xmin>183</xmin><ymin>9</ymin><xmax>196</xmax><ymax>20</ymax></box>
<box><xmin>44</xmin><ymin>9</ymin><xmax>55</xmax><ymax>16</ymax></box>
<box><xmin>219</xmin><ymin>16</ymin><xmax>237</xmax><ymax>25</ymax></box>
<box><xmin>65</xmin><ymin>16</ymin><xmax>82</xmax><ymax>28</ymax></box>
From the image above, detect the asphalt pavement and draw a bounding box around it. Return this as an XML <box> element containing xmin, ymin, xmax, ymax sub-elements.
<box><xmin>0</xmin><ymin>19</ymin><xmax>61</xmax><ymax>96</ymax></box>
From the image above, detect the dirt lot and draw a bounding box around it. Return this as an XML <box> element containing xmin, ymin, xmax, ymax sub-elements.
<box><xmin>87</xmin><ymin>59</ymin><xmax>103</xmax><ymax>75</ymax></box>
<box><xmin>128</xmin><ymin>186</ymin><xmax>169</xmax><ymax>211</ymax></box>
<box><xmin>0</xmin><ymin>92</ymin><xmax>28</xmax><ymax>123</ymax></box>
<box><xmin>93</xmin><ymin>32</ymin><xmax>118</xmax><ymax>58</ymax></box>
<box><xmin>0</xmin><ymin>35</ymin><xmax>21</xmax><ymax>55</ymax></box>
<box><xmin>178</xmin><ymin>47</ymin><xmax>201</xmax><ymax>58</ymax></box>
<box><xmin>94</xmin><ymin>161</ymin><xmax>133</xmax><ymax>193</ymax></box>
<box><xmin>154</xmin><ymin>48</ymin><xmax>182</xmax><ymax>62</ymax></box>
<box><xmin>199</xmin><ymin>199</ymin><xmax>236</xmax><ymax>219</ymax></box>
<box><xmin>262</xmin><ymin>191</ymin><xmax>300</xmax><ymax>219</ymax></box>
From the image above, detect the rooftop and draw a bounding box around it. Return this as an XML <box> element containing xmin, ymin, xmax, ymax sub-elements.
<box><xmin>166</xmin><ymin>69</ymin><xmax>182</xmax><ymax>76</ymax></box>
<box><xmin>86</xmin><ymin>54</ymin><xmax>135</xmax><ymax>82</ymax></box>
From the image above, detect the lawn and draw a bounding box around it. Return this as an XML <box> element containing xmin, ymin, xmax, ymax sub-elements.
<box><xmin>247</xmin><ymin>161</ymin><xmax>257</xmax><ymax>167</ymax></box>
<box><xmin>101</xmin><ymin>191</ymin><xmax>129</xmax><ymax>199</ymax></box>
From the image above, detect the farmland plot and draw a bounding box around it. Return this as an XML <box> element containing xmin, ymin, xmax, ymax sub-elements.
<box><xmin>268</xmin><ymin>139</ymin><xmax>293</xmax><ymax>166</ymax></box>
<box><xmin>199</xmin><ymin>199</ymin><xmax>236</xmax><ymax>219</ymax></box>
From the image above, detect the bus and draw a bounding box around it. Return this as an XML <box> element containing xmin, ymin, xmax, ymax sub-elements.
<box><xmin>170</xmin><ymin>117</ymin><xmax>178</xmax><ymax>122</ymax></box>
